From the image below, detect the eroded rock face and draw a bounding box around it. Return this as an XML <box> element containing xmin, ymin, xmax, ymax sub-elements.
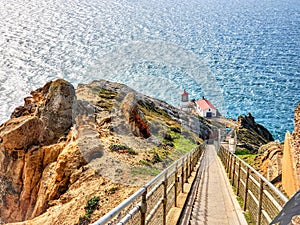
<box><xmin>0</xmin><ymin>79</ymin><xmax>77</xmax><ymax>223</ymax></box>
<box><xmin>237</xmin><ymin>113</ymin><xmax>274</xmax><ymax>153</ymax></box>
<box><xmin>0</xmin><ymin>116</ymin><xmax>43</xmax><ymax>150</ymax></box>
<box><xmin>121</xmin><ymin>93</ymin><xmax>151</xmax><ymax>139</ymax></box>
<box><xmin>38</xmin><ymin>79</ymin><xmax>76</xmax><ymax>144</ymax></box>
<box><xmin>0</xmin><ymin>79</ymin><xmax>211</xmax><ymax>225</ymax></box>
<box><xmin>258</xmin><ymin>142</ymin><xmax>283</xmax><ymax>183</ymax></box>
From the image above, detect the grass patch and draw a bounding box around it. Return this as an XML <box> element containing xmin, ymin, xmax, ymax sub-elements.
<box><xmin>105</xmin><ymin>186</ymin><xmax>119</xmax><ymax>195</ymax></box>
<box><xmin>235</xmin><ymin>148</ymin><xmax>252</xmax><ymax>155</ymax></box>
<box><xmin>150</xmin><ymin>147</ymin><xmax>171</xmax><ymax>163</ymax></box>
<box><xmin>139</xmin><ymin>159</ymin><xmax>152</xmax><ymax>167</ymax></box>
<box><xmin>98</xmin><ymin>88</ymin><xmax>118</xmax><ymax>99</ymax></box>
<box><xmin>77</xmin><ymin>196</ymin><xmax>100</xmax><ymax>225</ymax></box>
<box><xmin>232</xmin><ymin>185</ymin><xmax>255</xmax><ymax>225</ymax></box>
<box><xmin>109</xmin><ymin>144</ymin><xmax>138</xmax><ymax>155</ymax></box>
<box><xmin>96</xmin><ymin>99</ymin><xmax>114</xmax><ymax>112</ymax></box>
<box><xmin>235</xmin><ymin>148</ymin><xmax>259</xmax><ymax>169</ymax></box>
<box><xmin>131</xmin><ymin>166</ymin><xmax>161</xmax><ymax>176</ymax></box>
<box><xmin>173</xmin><ymin>136</ymin><xmax>198</xmax><ymax>154</ymax></box>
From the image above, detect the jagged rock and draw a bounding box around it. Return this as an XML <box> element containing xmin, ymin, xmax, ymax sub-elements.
<box><xmin>38</xmin><ymin>79</ymin><xmax>76</xmax><ymax>144</ymax></box>
<box><xmin>0</xmin><ymin>116</ymin><xmax>43</xmax><ymax>150</ymax></box>
<box><xmin>0</xmin><ymin>79</ymin><xmax>211</xmax><ymax>225</ymax></box>
<box><xmin>258</xmin><ymin>142</ymin><xmax>283</xmax><ymax>182</ymax></box>
<box><xmin>0</xmin><ymin>79</ymin><xmax>77</xmax><ymax>223</ymax></box>
<box><xmin>282</xmin><ymin>103</ymin><xmax>300</xmax><ymax>197</ymax></box>
<box><xmin>237</xmin><ymin>113</ymin><xmax>274</xmax><ymax>153</ymax></box>
<box><xmin>121</xmin><ymin>93</ymin><xmax>151</xmax><ymax>138</ymax></box>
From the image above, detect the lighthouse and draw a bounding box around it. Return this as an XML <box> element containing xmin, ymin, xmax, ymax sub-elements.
<box><xmin>180</xmin><ymin>89</ymin><xmax>190</xmax><ymax>111</ymax></box>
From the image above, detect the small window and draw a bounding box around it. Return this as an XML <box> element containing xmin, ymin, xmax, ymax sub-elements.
<box><xmin>209</xmin><ymin>108</ymin><xmax>211</xmax><ymax>111</ymax></box>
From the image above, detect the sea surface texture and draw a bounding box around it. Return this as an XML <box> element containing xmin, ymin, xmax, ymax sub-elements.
<box><xmin>0</xmin><ymin>0</ymin><xmax>299</xmax><ymax>141</ymax></box>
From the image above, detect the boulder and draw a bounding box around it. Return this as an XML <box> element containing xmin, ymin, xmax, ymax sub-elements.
<box><xmin>38</xmin><ymin>79</ymin><xmax>76</xmax><ymax>144</ymax></box>
<box><xmin>0</xmin><ymin>116</ymin><xmax>43</xmax><ymax>150</ymax></box>
<box><xmin>121</xmin><ymin>93</ymin><xmax>151</xmax><ymax>138</ymax></box>
<box><xmin>237</xmin><ymin>113</ymin><xmax>274</xmax><ymax>153</ymax></box>
<box><xmin>258</xmin><ymin>142</ymin><xmax>283</xmax><ymax>182</ymax></box>
<box><xmin>0</xmin><ymin>79</ymin><xmax>77</xmax><ymax>223</ymax></box>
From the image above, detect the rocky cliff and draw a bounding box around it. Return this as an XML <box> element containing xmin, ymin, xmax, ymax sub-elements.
<box><xmin>256</xmin><ymin>142</ymin><xmax>283</xmax><ymax>184</ymax></box>
<box><xmin>282</xmin><ymin>104</ymin><xmax>300</xmax><ymax>197</ymax></box>
<box><xmin>0</xmin><ymin>79</ymin><xmax>211</xmax><ymax>225</ymax></box>
<box><xmin>236</xmin><ymin>113</ymin><xmax>274</xmax><ymax>153</ymax></box>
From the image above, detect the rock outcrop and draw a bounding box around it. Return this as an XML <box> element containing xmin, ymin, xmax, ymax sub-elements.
<box><xmin>236</xmin><ymin>113</ymin><xmax>274</xmax><ymax>153</ymax></box>
<box><xmin>257</xmin><ymin>142</ymin><xmax>283</xmax><ymax>183</ymax></box>
<box><xmin>121</xmin><ymin>93</ymin><xmax>151</xmax><ymax>138</ymax></box>
<box><xmin>0</xmin><ymin>79</ymin><xmax>77</xmax><ymax>223</ymax></box>
<box><xmin>0</xmin><ymin>79</ymin><xmax>211</xmax><ymax>225</ymax></box>
<box><xmin>282</xmin><ymin>104</ymin><xmax>300</xmax><ymax>197</ymax></box>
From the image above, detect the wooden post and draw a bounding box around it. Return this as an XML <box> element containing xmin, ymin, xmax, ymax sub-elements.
<box><xmin>229</xmin><ymin>154</ymin><xmax>233</xmax><ymax>179</ymax></box>
<box><xmin>185</xmin><ymin>158</ymin><xmax>189</xmax><ymax>183</ymax></box>
<box><xmin>243</xmin><ymin>167</ymin><xmax>250</xmax><ymax>211</ymax></box>
<box><xmin>181</xmin><ymin>158</ymin><xmax>185</xmax><ymax>192</ymax></box>
<box><xmin>163</xmin><ymin>173</ymin><xmax>168</xmax><ymax>225</ymax></box>
<box><xmin>189</xmin><ymin>153</ymin><xmax>192</xmax><ymax>176</ymax></box>
<box><xmin>140</xmin><ymin>190</ymin><xmax>147</xmax><ymax>225</ymax></box>
<box><xmin>257</xmin><ymin>178</ymin><xmax>264</xmax><ymax>225</ymax></box>
<box><xmin>226</xmin><ymin>150</ymin><xmax>230</xmax><ymax>172</ymax></box>
<box><xmin>237</xmin><ymin>160</ymin><xmax>241</xmax><ymax>196</ymax></box>
<box><xmin>232</xmin><ymin>157</ymin><xmax>236</xmax><ymax>186</ymax></box>
<box><xmin>175</xmin><ymin>163</ymin><xmax>178</xmax><ymax>207</ymax></box>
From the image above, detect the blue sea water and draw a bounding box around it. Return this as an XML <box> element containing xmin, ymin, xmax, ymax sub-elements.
<box><xmin>0</xmin><ymin>0</ymin><xmax>299</xmax><ymax>141</ymax></box>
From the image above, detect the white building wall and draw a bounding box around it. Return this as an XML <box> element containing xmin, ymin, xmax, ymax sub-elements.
<box><xmin>196</xmin><ymin>106</ymin><xmax>217</xmax><ymax>117</ymax></box>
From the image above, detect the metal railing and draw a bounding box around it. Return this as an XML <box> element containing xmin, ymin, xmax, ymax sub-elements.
<box><xmin>91</xmin><ymin>145</ymin><xmax>204</xmax><ymax>225</ymax></box>
<box><xmin>218</xmin><ymin>146</ymin><xmax>289</xmax><ymax>225</ymax></box>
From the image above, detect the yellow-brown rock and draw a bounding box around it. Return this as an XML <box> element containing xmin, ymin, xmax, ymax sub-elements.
<box><xmin>121</xmin><ymin>93</ymin><xmax>151</xmax><ymax>138</ymax></box>
<box><xmin>0</xmin><ymin>79</ymin><xmax>76</xmax><ymax>223</ymax></box>
<box><xmin>0</xmin><ymin>79</ymin><xmax>209</xmax><ymax>225</ymax></box>
<box><xmin>282</xmin><ymin>104</ymin><xmax>300</xmax><ymax>197</ymax></box>
<box><xmin>0</xmin><ymin>116</ymin><xmax>43</xmax><ymax>150</ymax></box>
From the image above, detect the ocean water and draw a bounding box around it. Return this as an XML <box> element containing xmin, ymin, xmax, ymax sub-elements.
<box><xmin>0</xmin><ymin>0</ymin><xmax>299</xmax><ymax>141</ymax></box>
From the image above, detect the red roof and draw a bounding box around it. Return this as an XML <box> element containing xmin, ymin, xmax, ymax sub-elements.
<box><xmin>196</xmin><ymin>99</ymin><xmax>216</xmax><ymax>110</ymax></box>
<box><xmin>181</xmin><ymin>89</ymin><xmax>188</xmax><ymax>96</ymax></box>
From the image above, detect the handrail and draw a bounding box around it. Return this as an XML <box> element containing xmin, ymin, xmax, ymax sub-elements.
<box><xmin>91</xmin><ymin>144</ymin><xmax>204</xmax><ymax>225</ymax></box>
<box><xmin>92</xmin><ymin>187</ymin><xmax>146</xmax><ymax>225</ymax></box>
<box><xmin>218</xmin><ymin>145</ymin><xmax>288</xmax><ymax>225</ymax></box>
<box><xmin>234</xmin><ymin>151</ymin><xmax>288</xmax><ymax>203</ymax></box>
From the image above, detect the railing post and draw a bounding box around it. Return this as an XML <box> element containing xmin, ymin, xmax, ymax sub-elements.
<box><xmin>181</xmin><ymin>158</ymin><xmax>185</xmax><ymax>192</ymax></box>
<box><xmin>140</xmin><ymin>190</ymin><xmax>147</xmax><ymax>225</ymax></box>
<box><xmin>228</xmin><ymin>154</ymin><xmax>233</xmax><ymax>179</ymax></box>
<box><xmin>185</xmin><ymin>158</ymin><xmax>189</xmax><ymax>183</ymax></box>
<box><xmin>226</xmin><ymin>150</ymin><xmax>230</xmax><ymax>172</ymax></box>
<box><xmin>236</xmin><ymin>159</ymin><xmax>241</xmax><ymax>196</ymax></box>
<box><xmin>175</xmin><ymin>163</ymin><xmax>178</xmax><ymax>207</ymax></box>
<box><xmin>257</xmin><ymin>178</ymin><xmax>264</xmax><ymax>225</ymax></box>
<box><xmin>190</xmin><ymin>153</ymin><xmax>192</xmax><ymax>175</ymax></box>
<box><xmin>163</xmin><ymin>172</ymin><xmax>168</xmax><ymax>225</ymax></box>
<box><xmin>243</xmin><ymin>167</ymin><xmax>250</xmax><ymax>211</ymax></box>
<box><xmin>232</xmin><ymin>157</ymin><xmax>236</xmax><ymax>186</ymax></box>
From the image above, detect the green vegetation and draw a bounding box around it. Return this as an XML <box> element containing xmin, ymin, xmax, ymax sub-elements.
<box><xmin>232</xmin><ymin>185</ymin><xmax>254</xmax><ymax>225</ymax></box>
<box><xmin>109</xmin><ymin>144</ymin><xmax>138</xmax><ymax>155</ymax></box>
<box><xmin>235</xmin><ymin>148</ymin><xmax>252</xmax><ymax>155</ymax></box>
<box><xmin>139</xmin><ymin>159</ymin><xmax>152</xmax><ymax>167</ymax></box>
<box><xmin>235</xmin><ymin>148</ymin><xmax>259</xmax><ymax>169</ymax></box>
<box><xmin>131</xmin><ymin>166</ymin><xmax>161</xmax><ymax>176</ymax></box>
<box><xmin>97</xmin><ymin>99</ymin><xmax>114</xmax><ymax>112</ymax></box>
<box><xmin>98</xmin><ymin>88</ymin><xmax>118</xmax><ymax>99</ymax></box>
<box><xmin>150</xmin><ymin>147</ymin><xmax>171</xmax><ymax>163</ymax></box>
<box><xmin>127</xmin><ymin>148</ymin><xmax>138</xmax><ymax>155</ymax></box>
<box><xmin>77</xmin><ymin>196</ymin><xmax>100</xmax><ymax>225</ymax></box>
<box><xmin>106</xmin><ymin>186</ymin><xmax>119</xmax><ymax>195</ymax></box>
<box><xmin>173</xmin><ymin>136</ymin><xmax>198</xmax><ymax>154</ymax></box>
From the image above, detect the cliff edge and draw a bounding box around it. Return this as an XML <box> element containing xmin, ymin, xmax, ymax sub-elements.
<box><xmin>0</xmin><ymin>79</ymin><xmax>211</xmax><ymax>225</ymax></box>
